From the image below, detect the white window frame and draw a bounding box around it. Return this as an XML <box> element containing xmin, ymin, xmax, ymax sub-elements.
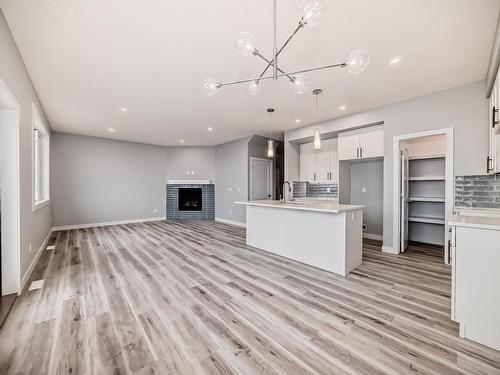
<box><xmin>32</xmin><ymin>103</ymin><xmax>50</xmax><ymax>211</ymax></box>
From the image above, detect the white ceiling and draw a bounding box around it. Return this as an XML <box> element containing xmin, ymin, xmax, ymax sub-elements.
<box><xmin>1</xmin><ymin>0</ymin><xmax>499</xmax><ymax>146</ymax></box>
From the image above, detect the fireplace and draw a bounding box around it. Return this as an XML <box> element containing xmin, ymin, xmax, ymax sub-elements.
<box><xmin>178</xmin><ymin>187</ymin><xmax>203</xmax><ymax>211</ymax></box>
<box><xmin>166</xmin><ymin>182</ymin><xmax>215</xmax><ymax>220</ymax></box>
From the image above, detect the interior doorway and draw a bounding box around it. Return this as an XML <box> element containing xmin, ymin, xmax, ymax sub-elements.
<box><xmin>250</xmin><ymin>157</ymin><xmax>273</xmax><ymax>200</ymax></box>
<box><xmin>393</xmin><ymin>128</ymin><xmax>454</xmax><ymax>264</ymax></box>
<box><xmin>0</xmin><ymin>78</ymin><xmax>21</xmax><ymax>327</ymax></box>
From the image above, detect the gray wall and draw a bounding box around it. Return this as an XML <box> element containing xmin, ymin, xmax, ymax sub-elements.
<box><xmin>350</xmin><ymin>160</ymin><xmax>384</xmax><ymax>237</ymax></box>
<box><xmin>51</xmin><ymin>132</ymin><xmax>166</xmax><ymax>227</ymax></box>
<box><xmin>215</xmin><ymin>136</ymin><xmax>251</xmax><ymax>224</ymax></box>
<box><xmin>165</xmin><ymin>147</ymin><xmax>214</xmax><ymax>181</ymax></box>
<box><xmin>285</xmin><ymin>80</ymin><xmax>489</xmax><ymax>249</ymax></box>
<box><xmin>52</xmin><ymin>132</ymin><xmax>250</xmax><ymax>226</ymax></box>
<box><xmin>0</xmin><ymin>11</ymin><xmax>52</xmax><ymax>285</ymax></box>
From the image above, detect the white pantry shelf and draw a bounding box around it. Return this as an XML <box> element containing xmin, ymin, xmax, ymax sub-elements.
<box><xmin>409</xmin><ymin>176</ymin><xmax>445</xmax><ymax>181</ymax></box>
<box><xmin>409</xmin><ymin>196</ymin><xmax>445</xmax><ymax>203</ymax></box>
<box><xmin>409</xmin><ymin>215</ymin><xmax>445</xmax><ymax>225</ymax></box>
<box><xmin>408</xmin><ymin>154</ymin><xmax>445</xmax><ymax>160</ymax></box>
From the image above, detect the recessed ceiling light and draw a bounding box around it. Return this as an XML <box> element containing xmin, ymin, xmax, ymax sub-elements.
<box><xmin>339</xmin><ymin>105</ymin><xmax>346</xmax><ymax>110</ymax></box>
<box><xmin>390</xmin><ymin>57</ymin><xmax>401</xmax><ymax>65</ymax></box>
<box><xmin>120</xmin><ymin>107</ymin><xmax>128</xmax><ymax>112</ymax></box>
<box><xmin>107</xmin><ymin>128</ymin><xmax>115</xmax><ymax>133</ymax></box>
<box><xmin>179</xmin><ymin>139</ymin><xmax>185</xmax><ymax>144</ymax></box>
<box><xmin>207</xmin><ymin>127</ymin><xmax>214</xmax><ymax>131</ymax></box>
<box><xmin>295</xmin><ymin>118</ymin><xmax>302</xmax><ymax>123</ymax></box>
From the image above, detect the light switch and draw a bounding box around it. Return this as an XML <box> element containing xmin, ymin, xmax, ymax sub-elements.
<box><xmin>362</xmin><ymin>187</ymin><xmax>367</xmax><ymax>193</ymax></box>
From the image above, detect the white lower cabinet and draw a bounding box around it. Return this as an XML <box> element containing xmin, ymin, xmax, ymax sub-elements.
<box><xmin>451</xmin><ymin>224</ymin><xmax>500</xmax><ymax>351</ymax></box>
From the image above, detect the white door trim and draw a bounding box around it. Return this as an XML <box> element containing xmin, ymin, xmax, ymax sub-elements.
<box><xmin>249</xmin><ymin>157</ymin><xmax>273</xmax><ymax>200</ymax></box>
<box><xmin>391</xmin><ymin>127</ymin><xmax>454</xmax><ymax>260</ymax></box>
<box><xmin>0</xmin><ymin>78</ymin><xmax>21</xmax><ymax>295</ymax></box>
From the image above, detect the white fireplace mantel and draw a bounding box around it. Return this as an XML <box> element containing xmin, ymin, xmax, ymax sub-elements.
<box><xmin>167</xmin><ymin>180</ymin><xmax>213</xmax><ymax>185</ymax></box>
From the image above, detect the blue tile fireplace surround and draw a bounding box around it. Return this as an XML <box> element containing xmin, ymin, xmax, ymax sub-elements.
<box><xmin>166</xmin><ymin>183</ymin><xmax>215</xmax><ymax>220</ymax></box>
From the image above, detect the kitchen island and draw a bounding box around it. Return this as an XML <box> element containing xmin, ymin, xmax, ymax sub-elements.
<box><xmin>235</xmin><ymin>200</ymin><xmax>364</xmax><ymax>276</ymax></box>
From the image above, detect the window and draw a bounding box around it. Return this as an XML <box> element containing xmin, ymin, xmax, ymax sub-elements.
<box><xmin>32</xmin><ymin>104</ymin><xmax>49</xmax><ymax>210</ymax></box>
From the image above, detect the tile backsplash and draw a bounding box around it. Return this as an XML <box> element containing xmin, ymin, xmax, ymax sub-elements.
<box><xmin>293</xmin><ymin>181</ymin><xmax>338</xmax><ymax>199</ymax></box>
<box><xmin>455</xmin><ymin>174</ymin><xmax>500</xmax><ymax>209</ymax></box>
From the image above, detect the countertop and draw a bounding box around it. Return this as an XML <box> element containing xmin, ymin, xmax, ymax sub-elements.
<box><xmin>448</xmin><ymin>215</ymin><xmax>500</xmax><ymax>231</ymax></box>
<box><xmin>235</xmin><ymin>200</ymin><xmax>364</xmax><ymax>214</ymax></box>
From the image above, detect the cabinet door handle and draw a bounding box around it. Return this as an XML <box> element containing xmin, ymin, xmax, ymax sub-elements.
<box><xmin>360</xmin><ymin>148</ymin><xmax>363</xmax><ymax>158</ymax></box>
<box><xmin>493</xmin><ymin>106</ymin><xmax>499</xmax><ymax>128</ymax></box>
<box><xmin>313</xmin><ymin>172</ymin><xmax>316</xmax><ymax>181</ymax></box>
<box><xmin>356</xmin><ymin>148</ymin><xmax>359</xmax><ymax>158</ymax></box>
<box><xmin>487</xmin><ymin>156</ymin><xmax>492</xmax><ymax>173</ymax></box>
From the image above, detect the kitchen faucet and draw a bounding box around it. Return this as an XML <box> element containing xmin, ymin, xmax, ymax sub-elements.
<box><xmin>283</xmin><ymin>181</ymin><xmax>291</xmax><ymax>203</ymax></box>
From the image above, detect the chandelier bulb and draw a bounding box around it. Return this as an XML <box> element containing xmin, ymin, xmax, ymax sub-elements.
<box><xmin>291</xmin><ymin>74</ymin><xmax>308</xmax><ymax>95</ymax></box>
<box><xmin>346</xmin><ymin>49</ymin><xmax>370</xmax><ymax>75</ymax></box>
<box><xmin>301</xmin><ymin>0</ymin><xmax>326</xmax><ymax>28</ymax></box>
<box><xmin>236</xmin><ymin>31</ymin><xmax>257</xmax><ymax>57</ymax></box>
<box><xmin>203</xmin><ymin>77</ymin><xmax>220</xmax><ymax>96</ymax></box>
<box><xmin>248</xmin><ymin>80</ymin><xmax>261</xmax><ymax>95</ymax></box>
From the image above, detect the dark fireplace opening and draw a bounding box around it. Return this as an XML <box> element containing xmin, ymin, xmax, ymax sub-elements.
<box><xmin>178</xmin><ymin>188</ymin><xmax>203</xmax><ymax>211</ymax></box>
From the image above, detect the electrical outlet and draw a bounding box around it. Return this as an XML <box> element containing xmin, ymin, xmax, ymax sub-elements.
<box><xmin>362</xmin><ymin>187</ymin><xmax>367</xmax><ymax>193</ymax></box>
<box><xmin>153</xmin><ymin>208</ymin><xmax>157</xmax><ymax>214</ymax></box>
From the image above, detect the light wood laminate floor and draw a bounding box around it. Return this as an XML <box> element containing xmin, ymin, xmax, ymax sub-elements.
<box><xmin>0</xmin><ymin>220</ymin><xmax>499</xmax><ymax>374</ymax></box>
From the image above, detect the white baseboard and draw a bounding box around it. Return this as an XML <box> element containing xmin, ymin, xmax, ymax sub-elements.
<box><xmin>382</xmin><ymin>245</ymin><xmax>398</xmax><ymax>254</ymax></box>
<box><xmin>21</xmin><ymin>230</ymin><xmax>52</xmax><ymax>292</ymax></box>
<box><xmin>215</xmin><ymin>217</ymin><xmax>246</xmax><ymax>227</ymax></box>
<box><xmin>363</xmin><ymin>233</ymin><xmax>383</xmax><ymax>241</ymax></box>
<box><xmin>51</xmin><ymin>216</ymin><xmax>164</xmax><ymax>231</ymax></box>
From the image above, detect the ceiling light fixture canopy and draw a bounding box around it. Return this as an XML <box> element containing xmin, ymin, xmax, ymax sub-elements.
<box><xmin>203</xmin><ymin>0</ymin><xmax>370</xmax><ymax>96</ymax></box>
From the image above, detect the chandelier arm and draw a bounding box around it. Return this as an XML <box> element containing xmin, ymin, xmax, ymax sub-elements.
<box><xmin>252</xmin><ymin>50</ymin><xmax>294</xmax><ymax>82</ymax></box>
<box><xmin>218</xmin><ymin>74</ymin><xmax>275</xmax><ymax>88</ymax></box>
<box><xmin>217</xmin><ymin>61</ymin><xmax>347</xmax><ymax>88</ymax></box>
<box><xmin>279</xmin><ymin>62</ymin><xmax>348</xmax><ymax>76</ymax></box>
<box><xmin>258</xmin><ymin>21</ymin><xmax>305</xmax><ymax>81</ymax></box>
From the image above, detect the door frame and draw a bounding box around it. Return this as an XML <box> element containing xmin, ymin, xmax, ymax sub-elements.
<box><xmin>249</xmin><ymin>157</ymin><xmax>274</xmax><ymax>200</ymax></box>
<box><xmin>391</xmin><ymin>127</ymin><xmax>454</xmax><ymax>261</ymax></box>
<box><xmin>0</xmin><ymin>78</ymin><xmax>21</xmax><ymax>295</ymax></box>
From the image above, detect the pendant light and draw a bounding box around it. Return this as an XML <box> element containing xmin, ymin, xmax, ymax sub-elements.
<box><xmin>267</xmin><ymin>108</ymin><xmax>275</xmax><ymax>157</ymax></box>
<box><xmin>313</xmin><ymin>89</ymin><xmax>322</xmax><ymax>150</ymax></box>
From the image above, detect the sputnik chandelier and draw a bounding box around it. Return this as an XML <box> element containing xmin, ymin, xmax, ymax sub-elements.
<box><xmin>203</xmin><ymin>0</ymin><xmax>370</xmax><ymax>96</ymax></box>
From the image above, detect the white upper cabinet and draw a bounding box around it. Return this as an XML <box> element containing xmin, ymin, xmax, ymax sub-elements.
<box><xmin>299</xmin><ymin>142</ymin><xmax>316</xmax><ymax>182</ymax></box>
<box><xmin>329</xmin><ymin>138</ymin><xmax>339</xmax><ymax>182</ymax></box>
<box><xmin>488</xmin><ymin>71</ymin><xmax>500</xmax><ymax>174</ymax></box>
<box><xmin>360</xmin><ymin>126</ymin><xmax>384</xmax><ymax>158</ymax></box>
<box><xmin>338</xmin><ymin>125</ymin><xmax>384</xmax><ymax>161</ymax></box>
<box><xmin>299</xmin><ymin>138</ymin><xmax>339</xmax><ymax>182</ymax></box>
<box><xmin>338</xmin><ymin>129</ymin><xmax>360</xmax><ymax>160</ymax></box>
<box><xmin>315</xmin><ymin>145</ymin><xmax>330</xmax><ymax>182</ymax></box>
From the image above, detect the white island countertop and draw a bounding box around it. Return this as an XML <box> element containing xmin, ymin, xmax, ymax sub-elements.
<box><xmin>448</xmin><ymin>215</ymin><xmax>500</xmax><ymax>231</ymax></box>
<box><xmin>235</xmin><ymin>200</ymin><xmax>364</xmax><ymax>214</ymax></box>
